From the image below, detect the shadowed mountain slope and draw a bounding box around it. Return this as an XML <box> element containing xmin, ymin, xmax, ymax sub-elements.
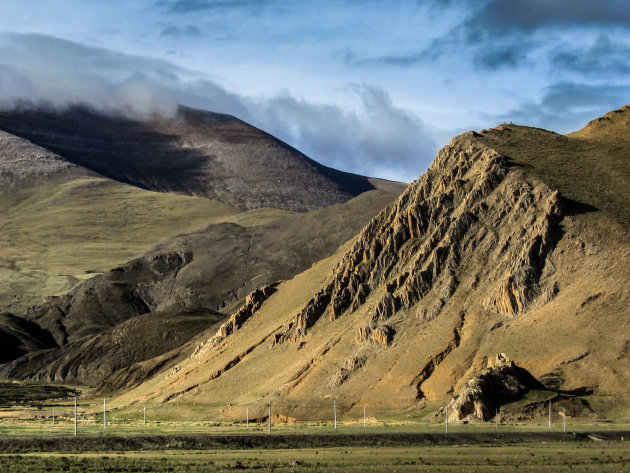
<box><xmin>0</xmin><ymin>190</ymin><xmax>398</xmax><ymax>386</ymax></box>
<box><xmin>0</xmin><ymin>105</ymin><xmax>403</xmax><ymax>212</ymax></box>
<box><xmin>110</xmin><ymin>106</ymin><xmax>629</xmax><ymax>420</ymax></box>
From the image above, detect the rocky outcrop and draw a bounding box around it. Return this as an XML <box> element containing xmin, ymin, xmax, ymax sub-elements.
<box><xmin>328</xmin><ymin>355</ymin><xmax>366</xmax><ymax>389</ymax></box>
<box><xmin>446</xmin><ymin>357</ymin><xmax>544</xmax><ymax>422</ymax></box>
<box><xmin>216</xmin><ymin>283</ymin><xmax>280</xmax><ymax>338</ymax></box>
<box><xmin>276</xmin><ymin>132</ymin><xmax>564</xmax><ymax>346</ymax></box>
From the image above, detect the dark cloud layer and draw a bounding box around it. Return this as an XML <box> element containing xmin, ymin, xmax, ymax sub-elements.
<box><xmin>502</xmin><ymin>81</ymin><xmax>630</xmax><ymax>131</ymax></box>
<box><xmin>162</xmin><ymin>0</ymin><xmax>268</xmax><ymax>13</ymax></box>
<box><xmin>468</xmin><ymin>0</ymin><xmax>630</xmax><ymax>37</ymax></box>
<box><xmin>551</xmin><ymin>35</ymin><xmax>630</xmax><ymax>76</ymax></box>
<box><xmin>351</xmin><ymin>0</ymin><xmax>630</xmax><ymax>71</ymax></box>
<box><xmin>473</xmin><ymin>42</ymin><xmax>533</xmax><ymax>70</ymax></box>
<box><xmin>160</xmin><ymin>24</ymin><xmax>201</xmax><ymax>37</ymax></box>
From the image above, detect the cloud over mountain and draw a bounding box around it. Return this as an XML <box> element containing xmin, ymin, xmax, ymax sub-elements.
<box><xmin>0</xmin><ymin>32</ymin><xmax>435</xmax><ymax>181</ymax></box>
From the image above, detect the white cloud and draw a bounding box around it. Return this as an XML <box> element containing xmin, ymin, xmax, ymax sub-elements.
<box><xmin>0</xmin><ymin>32</ymin><xmax>436</xmax><ymax>181</ymax></box>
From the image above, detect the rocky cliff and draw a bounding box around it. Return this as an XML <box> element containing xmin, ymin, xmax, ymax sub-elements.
<box><xmin>113</xmin><ymin>106</ymin><xmax>629</xmax><ymax>420</ymax></box>
<box><xmin>276</xmin><ymin>130</ymin><xmax>562</xmax><ymax>345</ymax></box>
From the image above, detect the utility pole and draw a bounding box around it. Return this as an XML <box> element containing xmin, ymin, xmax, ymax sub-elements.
<box><xmin>268</xmin><ymin>403</ymin><xmax>271</xmax><ymax>434</ymax></box>
<box><xmin>445</xmin><ymin>407</ymin><xmax>448</xmax><ymax>433</ymax></box>
<box><xmin>103</xmin><ymin>399</ymin><xmax>106</xmax><ymax>429</ymax></box>
<box><xmin>334</xmin><ymin>400</ymin><xmax>337</xmax><ymax>429</ymax></box>
<box><xmin>548</xmin><ymin>401</ymin><xmax>551</xmax><ymax>429</ymax></box>
<box><xmin>74</xmin><ymin>397</ymin><xmax>77</xmax><ymax>437</ymax></box>
<box><xmin>563</xmin><ymin>408</ymin><xmax>566</xmax><ymax>432</ymax></box>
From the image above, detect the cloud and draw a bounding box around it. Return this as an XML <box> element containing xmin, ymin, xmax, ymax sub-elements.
<box><xmin>0</xmin><ymin>33</ymin><xmax>192</xmax><ymax>116</ymax></box>
<box><xmin>160</xmin><ymin>24</ymin><xmax>201</xmax><ymax>37</ymax></box>
<box><xmin>161</xmin><ymin>0</ymin><xmax>269</xmax><ymax>13</ymax></box>
<box><xmin>472</xmin><ymin>42</ymin><xmax>533</xmax><ymax>69</ymax></box>
<box><xmin>0</xmin><ymin>32</ymin><xmax>435</xmax><ymax>181</ymax></box>
<box><xmin>551</xmin><ymin>35</ymin><xmax>630</xmax><ymax>76</ymax></box>
<box><xmin>500</xmin><ymin>81</ymin><xmax>630</xmax><ymax>132</ymax></box>
<box><xmin>254</xmin><ymin>85</ymin><xmax>437</xmax><ymax>181</ymax></box>
<box><xmin>455</xmin><ymin>0</ymin><xmax>630</xmax><ymax>69</ymax></box>
<box><xmin>462</xmin><ymin>0</ymin><xmax>630</xmax><ymax>40</ymax></box>
<box><xmin>353</xmin><ymin>0</ymin><xmax>630</xmax><ymax>71</ymax></box>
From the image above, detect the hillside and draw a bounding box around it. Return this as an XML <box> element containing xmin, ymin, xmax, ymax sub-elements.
<box><xmin>0</xmin><ymin>175</ymin><xmax>245</xmax><ymax>314</ymax></box>
<box><xmin>0</xmin><ymin>105</ymin><xmax>401</xmax><ymax>212</ymax></box>
<box><xmin>0</xmin><ymin>190</ymin><xmax>398</xmax><ymax>386</ymax></box>
<box><xmin>0</xmin><ymin>102</ymin><xmax>408</xmax><ymax>383</ymax></box>
<box><xmin>110</xmin><ymin>105</ymin><xmax>630</xmax><ymax>421</ymax></box>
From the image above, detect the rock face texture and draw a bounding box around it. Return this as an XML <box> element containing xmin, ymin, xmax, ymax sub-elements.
<box><xmin>0</xmin><ymin>190</ymin><xmax>396</xmax><ymax>387</ymax></box>
<box><xmin>446</xmin><ymin>355</ymin><xmax>543</xmax><ymax>421</ymax></box>
<box><xmin>114</xmin><ymin>107</ymin><xmax>629</xmax><ymax>421</ymax></box>
<box><xmin>276</xmin><ymin>131</ymin><xmax>562</xmax><ymax>345</ymax></box>
<box><xmin>0</xmin><ymin>106</ymin><xmax>402</xmax><ymax>212</ymax></box>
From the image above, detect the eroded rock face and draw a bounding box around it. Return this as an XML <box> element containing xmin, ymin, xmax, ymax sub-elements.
<box><xmin>276</xmin><ymin>132</ymin><xmax>564</xmax><ymax>346</ymax></box>
<box><xmin>211</xmin><ymin>282</ymin><xmax>280</xmax><ymax>344</ymax></box>
<box><xmin>446</xmin><ymin>361</ymin><xmax>544</xmax><ymax>422</ymax></box>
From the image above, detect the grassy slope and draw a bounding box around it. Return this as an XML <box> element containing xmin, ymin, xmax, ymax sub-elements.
<box><xmin>0</xmin><ymin>177</ymin><xmax>288</xmax><ymax>312</ymax></box>
<box><xmin>111</xmin><ymin>106</ymin><xmax>630</xmax><ymax>422</ymax></box>
<box><xmin>479</xmin><ymin>104</ymin><xmax>630</xmax><ymax>229</ymax></box>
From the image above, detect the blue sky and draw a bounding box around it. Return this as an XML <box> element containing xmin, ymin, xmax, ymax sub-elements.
<box><xmin>0</xmin><ymin>0</ymin><xmax>629</xmax><ymax>181</ymax></box>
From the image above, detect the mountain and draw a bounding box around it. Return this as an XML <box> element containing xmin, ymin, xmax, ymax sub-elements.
<box><xmin>0</xmin><ymin>190</ymin><xmax>397</xmax><ymax>386</ymax></box>
<box><xmin>109</xmin><ymin>105</ymin><xmax>630</xmax><ymax>420</ymax></box>
<box><xmin>0</xmin><ymin>105</ymin><xmax>398</xmax><ymax>212</ymax></box>
<box><xmin>0</xmin><ymin>104</ymin><xmax>404</xmax><ymax>380</ymax></box>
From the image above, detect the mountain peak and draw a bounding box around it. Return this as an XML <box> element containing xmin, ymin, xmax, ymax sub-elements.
<box><xmin>0</xmin><ymin>105</ymin><xmax>404</xmax><ymax>211</ymax></box>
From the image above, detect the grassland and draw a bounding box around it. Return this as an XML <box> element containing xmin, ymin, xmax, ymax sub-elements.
<box><xmin>0</xmin><ymin>177</ymin><xmax>289</xmax><ymax>312</ymax></box>
<box><xmin>480</xmin><ymin>106</ymin><xmax>630</xmax><ymax>230</ymax></box>
<box><xmin>0</xmin><ymin>436</ymin><xmax>628</xmax><ymax>472</ymax></box>
<box><xmin>0</xmin><ymin>385</ymin><xmax>628</xmax><ymax>472</ymax></box>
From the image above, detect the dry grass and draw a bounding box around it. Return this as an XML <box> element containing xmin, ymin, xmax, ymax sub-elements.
<box><xmin>0</xmin><ymin>177</ymin><xmax>283</xmax><ymax>312</ymax></box>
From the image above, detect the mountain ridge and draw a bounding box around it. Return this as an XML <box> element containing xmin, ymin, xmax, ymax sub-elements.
<box><xmin>108</xmin><ymin>105</ymin><xmax>630</xmax><ymax>420</ymax></box>
<box><xmin>0</xmin><ymin>105</ymin><xmax>406</xmax><ymax>212</ymax></box>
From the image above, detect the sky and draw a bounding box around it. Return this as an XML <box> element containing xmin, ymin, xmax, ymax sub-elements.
<box><xmin>0</xmin><ymin>0</ymin><xmax>628</xmax><ymax>182</ymax></box>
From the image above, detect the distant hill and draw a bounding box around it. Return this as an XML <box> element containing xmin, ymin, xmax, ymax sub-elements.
<box><xmin>0</xmin><ymin>105</ymin><xmax>404</xmax><ymax>212</ymax></box>
<box><xmin>0</xmin><ymin>188</ymin><xmax>398</xmax><ymax>386</ymax></box>
<box><xmin>107</xmin><ymin>105</ymin><xmax>630</xmax><ymax>421</ymax></box>
<box><xmin>0</xmin><ymin>103</ymin><xmax>404</xmax><ymax>386</ymax></box>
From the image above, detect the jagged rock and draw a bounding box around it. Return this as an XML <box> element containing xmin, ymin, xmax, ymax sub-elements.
<box><xmin>487</xmin><ymin>353</ymin><xmax>513</xmax><ymax>369</ymax></box>
<box><xmin>328</xmin><ymin>356</ymin><xmax>366</xmax><ymax>389</ymax></box>
<box><xmin>371</xmin><ymin>293</ymin><xmax>397</xmax><ymax>325</ymax></box>
<box><xmin>196</xmin><ymin>282</ymin><xmax>281</xmax><ymax>354</ymax></box>
<box><xmin>446</xmin><ymin>360</ymin><xmax>544</xmax><ymax>422</ymax></box>
<box><xmin>216</xmin><ymin>282</ymin><xmax>280</xmax><ymax>338</ymax></box>
<box><xmin>355</xmin><ymin>326</ymin><xmax>371</xmax><ymax>344</ymax></box>
<box><xmin>274</xmin><ymin>133</ymin><xmax>565</xmax><ymax>345</ymax></box>
<box><xmin>371</xmin><ymin>325</ymin><xmax>394</xmax><ymax>346</ymax></box>
<box><xmin>296</xmin><ymin>283</ymin><xmax>333</xmax><ymax>331</ymax></box>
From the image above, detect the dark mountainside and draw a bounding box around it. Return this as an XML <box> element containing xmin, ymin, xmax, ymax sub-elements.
<box><xmin>0</xmin><ymin>104</ymin><xmax>404</xmax><ymax>388</ymax></box>
<box><xmin>111</xmin><ymin>105</ymin><xmax>629</xmax><ymax>420</ymax></box>
<box><xmin>0</xmin><ymin>190</ymin><xmax>396</xmax><ymax>386</ymax></box>
<box><xmin>0</xmin><ymin>105</ymin><xmax>395</xmax><ymax>212</ymax></box>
